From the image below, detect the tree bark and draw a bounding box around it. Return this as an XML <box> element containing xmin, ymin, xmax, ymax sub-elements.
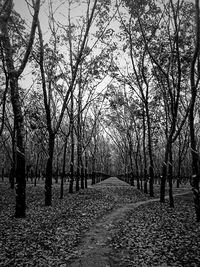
<box><xmin>9</xmin><ymin>164</ymin><xmax>15</xmax><ymax>190</ymax></box>
<box><xmin>134</xmin><ymin>151</ymin><xmax>140</xmax><ymax>190</ymax></box>
<box><xmin>76</xmin><ymin>158</ymin><xmax>80</xmax><ymax>192</ymax></box>
<box><xmin>60</xmin><ymin>138</ymin><xmax>68</xmax><ymax>199</ymax></box>
<box><xmin>145</xmin><ymin>102</ymin><xmax>154</xmax><ymax>197</ymax></box>
<box><xmin>69</xmin><ymin>91</ymin><xmax>74</xmax><ymax>194</ymax></box>
<box><xmin>189</xmin><ymin>0</ymin><xmax>200</xmax><ymax>222</ymax></box>
<box><xmin>81</xmin><ymin>159</ymin><xmax>85</xmax><ymax>190</ymax></box>
<box><xmin>177</xmin><ymin>136</ymin><xmax>181</xmax><ymax>188</ymax></box>
<box><xmin>69</xmin><ymin>140</ymin><xmax>74</xmax><ymax>193</ymax></box>
<box><xmin>91</xmin><ymin>158</ymin><xmax>96</xmax><ymax>185</ymax></box>
<box><xmin>142</xmin><ymin>106</ymin><xmax>148</xmax><ymax>194</ymax></box>
<box><xmin>84</xmin><ymin>152</ymin><xmax>88</xmax><ymax>189</ymax></box>
<box><xmin>0</xmin><ymin>0</ymin><xmax>40</xmax><ymax>217</ymax></box>
<box><xmin>160</xmin><ymin>133</ymin><xmax>174</xmax><ymax>203</ymax></box>
<box><xmin>168</xmin><ymin>144</ymin><xmax>174</xmax><ymax>208</ymax></box>
<box><xmin>128</xmin><ymin>145</ymin><xmax>134</xmax><ymax>186</ymax></box>
<box><xmin>160</xmin><ymin>144</ymin><xmax>169</xmax><ymax>203</ymax></box>
<box><xmin>45</xmin><ymin>133</ymin><xmax>55</xmax><ymax>206</ymax></box>
<box><xmin>34</xmin><ymin>153</ymin><xmax>40</xmax><ymax>187</ymax></box>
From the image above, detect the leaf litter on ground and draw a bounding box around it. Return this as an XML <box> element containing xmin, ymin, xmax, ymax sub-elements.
<box><xmin>0</xmin><ymin>180</ymin><xmax>149</xmax><ymax>266</ymax></box>
<box><xmin>109</xmin><ymin>193</ymin><xmax>200</xmax><ymax>267</ymax></box>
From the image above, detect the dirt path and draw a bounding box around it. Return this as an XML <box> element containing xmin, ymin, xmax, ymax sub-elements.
<box><xmin>68</xmin><ymin>177</ymin><xmax>191</xmax><ymax>267</ymax></box>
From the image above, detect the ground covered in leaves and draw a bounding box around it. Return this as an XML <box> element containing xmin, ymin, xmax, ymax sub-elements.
<box><xmin>109</xmin><ymin>193</ymin><xmax>200</xmax><ymax>267</ymax></box>
<box><xmin>0</xmin><ymin>179</ymin><xmax>197</xmax><ymax>267</ymax></box>
<box><xmin>0</xmin><ymin>180</ymin><xmax>148</xmax><ymax>266</ymax></box>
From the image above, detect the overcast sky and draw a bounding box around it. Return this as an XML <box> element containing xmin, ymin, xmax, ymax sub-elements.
<box><xmin>12</xmin><ymin>1</ymin><xmax>114</xmax><ymax>90</ymax></box>
<box><xmin>13</xmin><ymin>1</ymin><xmax>93</xmax><ymax>30</ymax></box>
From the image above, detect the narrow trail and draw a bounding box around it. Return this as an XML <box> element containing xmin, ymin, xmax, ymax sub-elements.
<box><xmin>68</xmin><ymin>177</ymin><xmax>191</xmax><ymax>267</ymax></box>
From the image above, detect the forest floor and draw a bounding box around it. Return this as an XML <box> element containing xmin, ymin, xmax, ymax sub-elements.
<box><xmin>0</xmin><ymin>177</ymin><xmax>199</xmax><ymax>266</ymax></box>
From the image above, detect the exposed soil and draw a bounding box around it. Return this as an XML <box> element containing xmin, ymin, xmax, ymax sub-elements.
<box><xmin>67</xmin><ymin>177</ymin><xmax>191</xmax><ymax>267</ymax></box>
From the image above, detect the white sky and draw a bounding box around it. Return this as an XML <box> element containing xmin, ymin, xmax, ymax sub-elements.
<box><xmin>13</xmin><ymin>0</ymin><xmax>117</xmax><ymax>91</ymax></box>
<box><xmin>12</xmin><ymin>0</ymin><xmax>194</xmax><ymax>91</ymax></box>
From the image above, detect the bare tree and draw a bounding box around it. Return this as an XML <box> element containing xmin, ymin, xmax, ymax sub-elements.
<box><xmin>0</xmin><ymin>0</ymin><xmax>40</xmax><ymax>217</ymax></box>
<box><xmin>37</xmin><ymin>0</ymin><xmax>98</xmax><ymax>205</ymax></box>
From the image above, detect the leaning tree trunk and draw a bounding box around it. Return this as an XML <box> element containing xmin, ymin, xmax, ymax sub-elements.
<box><xmin>10</xmin><ymin>124</ymin><xmax>16</xmax><ymax>190</ymax></box>
<box><xmin>189</xmin><ymin>0</ymin><xmax>200</xmax><ymax>222</ymax></box>
<box><xmin>189</xmin><ymin>118</ymin><xmax>200</xmax><ymax>222</ymax></box>
<box><xmin>189</xmin><ymin>91</ymin><xmax>200</xmax><ymax>221</ymax></box>
<box><xmin>0</xmin><ymin>0</ymin><xmax>40</xmax><ymax>217</ymax></box>
<box><xmin>0</xmin><ymin>64</ymin><xmax>26</xmax><ymax>217</ymax></box>
<box><xmin>1</xmin><ymin>19</ymin><xmax>26</xmax><ymax>218</ymax></box>
<box><xmin>9</xmin><ymin>77</ymin><xmax>26</xmax><ymax>217</ymax></box>
<box><xmin>177</xmin><ymin>136</ymin><xmax>182</xmax><ymax>188</ymax></box>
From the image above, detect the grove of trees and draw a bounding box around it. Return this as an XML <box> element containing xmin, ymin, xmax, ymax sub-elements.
<box><xmin>0</xmin><ymin>0</ymin><xmax>200</xmax><ymax>221</ymax></box>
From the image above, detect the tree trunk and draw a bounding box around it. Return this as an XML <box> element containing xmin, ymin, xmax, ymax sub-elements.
<box><xmin>144</xmin><ymin>168</ymin><xmax>148</xmax><ymax>194</ymax></box>
<box><xmin>45</xmin><ymin>133</ymin><xmax>55</xmax><ymax>206</ymax></box>
<box><xmin>92</xmin><ymin>172</ymin><xmax>96</xmax><ymax>185</ymax></box>
<box><xmin>69</xmin><ymin>90</ymin><xmax>74</xmax><ymax>194</ymax></box>
<box><xmin>160</xmin><ymin>143</ymin><xmax>169</xmax><ymax>203</ymax></box>
<box><xmin>77</xmin><ymin>72</ymin><xmax>84</xmax><ymax>190</ymax></box>
<box><xmin>10</xmin><ymin>77</ymin><xmax>26</xmax><ymax>217</ymax></box>
<box><xmin>128</xmin><ymin>140</ymin><xmax>135</xmax><ymax>186</ymax></box>
<box><xmin>9</xmin><ymin>164</ymin><xmax>15</xmax><ymax>190</ymax></box>
<box><xmin>0</xmin><ymin>0</ymin><xmax>40</xmax><ymax>218</ymax></box>
<box><xmin>168</xmin><ymin>144</ymin><xmax>174</xmax><ymax>208</ymax></box>
<box><xmin>91</xmin><ymin>157</ymin><xmax>96</xmax><ymax>185</ymax></box>
<box><xmin>60</xmin><ymin>138</ymin><xmax>68</xmax><ymax>199</ymax></box>
<box><xmin>76</xmin><ymin>158</ymin><xmax>80</xmax><ymax>192</ymax></box>
<box><xmin>81</xmin><ymin>159</ymin><xmax>85</xmax><ymax>189</ymax></box>
<box><xmin>189</xmin><ymin>103</ymin><xmax>200</xmax><ymax>221</ymax></box>
<box><xmin>85</xmin><ymin>152</ymin><xmax>88</xmax><ymax>189</ymax></box>
<box><xmin>76</xmin><ymin>128</ymin><xmax>81</xmax><ymax>191</ymax></box>
<box><xmin>135</xmin><ymin>153</ymin><xmax>140</xmax><ymax>190</ymax></box>
<box><xmin>69</xmin><ymin>139</ymin><xmax>74</xmax><ymax>193</ymax></box>
<box><xmin>145</xmin><ymin>102</ymin><xmax>154</xmax><ymax>197</ymax></box>
<box><xmin>177</xmin><ymin>141</ymin><xmax>181</xmax><ymax>188</ymax></box>
<box><xmin>15</xmin><ymin>145</ymin><xmax>26</xmax><ymax>218</ymax></box>
<box><xmin>34</xmin><ymin>153</ymin><xmax>40</xmax><ymax>187</ymax></box>
<box><xmin>130</xmin><ymin>171</ymin><xmax>134</xmax><ymax>187</ymax></box>
<box><xmin>142</xmin><ymin>110</ymin><xmax>148</xmax><ymax>193</ymax></box>
<box><xmin>60</xmin><ymin>172</ymin><xmax>64</xmax><ymax>199</ymax></box>
<box><xmin>149</xmin><ymin>164</ymin><xmax>154</xmax><ymax>197</ymax></box>
<box><xmin>10</xmin><ymin>124</ymin><xmax>16</xmax><ymax>189</ymax></box>
<box><xmin>55</xmin><ymin>162</ymin><xmax>59</xmax><ymax>184</ymax></box>
<box><xmin>189</xmin><ymin>0</ymin><xmax>200</xmax><ymax>222</ymax></box>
